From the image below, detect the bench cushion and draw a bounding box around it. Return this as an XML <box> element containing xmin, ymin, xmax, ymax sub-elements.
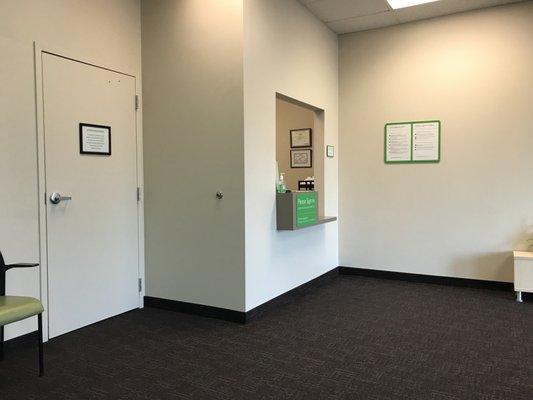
<box><xmin>0</xmin><ymin>296</ymin><xmax>44</xmax><ymax>326</ymax></box>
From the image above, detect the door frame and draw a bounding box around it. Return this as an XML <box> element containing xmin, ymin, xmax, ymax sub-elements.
<box><xmin>33</xmin><ymin>42</ymin><xmax>145</xmax><ymax>342</ymax></box>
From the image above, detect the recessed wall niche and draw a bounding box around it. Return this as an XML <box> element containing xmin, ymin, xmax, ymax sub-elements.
<box><xmin>276</xmin><ymin>93</ymin><xmax>325</xmax><ymax>216</ymax></box>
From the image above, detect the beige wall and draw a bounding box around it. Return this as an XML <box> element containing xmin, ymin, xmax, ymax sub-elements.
<box><xmin>276</xmin><ymin>99</ymin><xmax>315</xmax><ymax>190</ymax></box>
<box><xmin>244</xmin><ymin>0</ymin><xmax>339</xmax><ymax>310</ymax></box>
<box><xmin>339</xmin><ymin>2</ymin><xmax>533</xmax><ymax>282</ymax></box>
<box><xmin>0</xmin><ymin>0</ymin><xmax>141</xmax><ymax>340</ymax></box>
<box><xmin>0</xmin><ymin>0</ymin><xmax>141</xmax><ymax>76</ymax></box>
<box><xmin>142</xmin><ymin>0</ymin><xmax>246</xmax><ymax>311</ymax></box>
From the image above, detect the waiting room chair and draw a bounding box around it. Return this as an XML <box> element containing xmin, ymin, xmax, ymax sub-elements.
<box><xmin>0</xmin><ymin>250</ymin><xmax>44</xmax><ymax>376</ymax></box>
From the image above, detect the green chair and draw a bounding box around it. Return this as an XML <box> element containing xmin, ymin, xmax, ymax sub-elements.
<box><xmin>0</xmin><ymin>250</ymin><xmax>44</xmax><ymax>376</ymax></box>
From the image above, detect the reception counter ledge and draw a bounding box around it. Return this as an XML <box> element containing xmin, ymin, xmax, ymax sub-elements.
<box><xmin>276</xmin><ymin>191</ymin><xmax>337</xmax><ymax>231</ymax></box>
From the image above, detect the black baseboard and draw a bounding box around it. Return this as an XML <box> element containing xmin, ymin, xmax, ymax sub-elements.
<box><xmin>145</xmin><ymin>267</ymin><xmax>519</xmax><ymax>324</ymax></box>
<box><xmin>144</xmin><ymin>267</ymin><xmax>339</xmax><ymax>324</ymax></box>
<box><xmin>144</xmin><ymin>296</ymin><xmax>246</xmax><ymax>323</ymax></box>
<box><xmin>246</xmin><ymin>267</ymin><xmax>339</xmax><ymax>323</ymax></box>
<box><xmin>338</xmin><ymin>266</ymin><xmax>514</xmax><ymax>292</ymax></box>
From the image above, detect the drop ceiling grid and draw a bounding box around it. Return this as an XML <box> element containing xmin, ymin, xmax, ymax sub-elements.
<box><xmin>299</xmin><ymin>0</ymin><xmax>527</xmax><ymax>34</ymax></box>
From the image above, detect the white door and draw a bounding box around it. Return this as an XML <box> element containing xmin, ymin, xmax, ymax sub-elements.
<box><xmin>42</xmin><ymin>53</ymin><xmax>140</xmax><ymax>338</ymax></box>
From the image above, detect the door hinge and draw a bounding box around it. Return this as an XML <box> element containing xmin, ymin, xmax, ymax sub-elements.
<box><xmin>137</xmin><ymin>187</ymin><xmax>141</xmax><ymax>202</ymax></box>
<box><xmin>135</xmin><ymin>95</ymin><xmax>140</xmax><ymax>111</ymax></box>
<box><xmin>138</xmin><ymin>278</ymin><xmax>142</xmax><ymax>292</ymax></box>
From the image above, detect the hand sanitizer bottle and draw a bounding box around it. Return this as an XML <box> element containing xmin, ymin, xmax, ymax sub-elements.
<box><xmin>277</xmin><ymin>173</ymin><xmax>286</xmax><ymax>193</ymax></box>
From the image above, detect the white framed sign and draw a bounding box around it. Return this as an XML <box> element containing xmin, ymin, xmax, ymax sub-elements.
<box><xmin>79</xmin><ymin>123</ymin><xmax>111</xmax><ymax>155</ymax></box>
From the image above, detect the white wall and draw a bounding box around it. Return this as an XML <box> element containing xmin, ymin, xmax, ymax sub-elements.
<box><xmin>0</xmin><ymin>0</ymin><xmax>141</xmax><ymax>339</ymax></box>
<box><xmin>244</xmin><ymin>0</ymin><xmax>339</xmax><ymax>311</ymax></box>
<box><xmin>0</xmin><ymin>0</ymin><xmax>141</xmax><ymax>76</ymax></box>
<box><xmin>339</xmin><ymin>2</ymin><xmax>533</xmax><ymax>282</ymax></box>
<box><xmin>142</xmin><ymin>0</ymin><xmax>246</xmax><ymax>311</ymax></box>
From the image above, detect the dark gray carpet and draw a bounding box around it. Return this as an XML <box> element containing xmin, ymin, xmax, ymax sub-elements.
<box><xmin>0</xmin><ymin>275</ymin><xmax>532</xmax><ymax>399</ymax></box>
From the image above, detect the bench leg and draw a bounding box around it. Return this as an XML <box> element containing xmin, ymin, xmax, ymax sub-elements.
<box><xmin>0</xmin><ymin>325</ymin><xmax>4</xmax><ymax>361</ymax></box>
<box><xmin>516</xmin><ymin>291</ymin><xmax>523</xmax><ymax>303</ymax></box>
<box><xmin>37</xmin><ymin>314</ymin><xmax>43</xmax><ymax>377</ymax></box>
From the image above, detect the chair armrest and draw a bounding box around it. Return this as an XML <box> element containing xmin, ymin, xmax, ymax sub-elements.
<box><xmin>5</xmin><ymin>263</ymin><xmax>39</xmax><ymax>271</ymax></box>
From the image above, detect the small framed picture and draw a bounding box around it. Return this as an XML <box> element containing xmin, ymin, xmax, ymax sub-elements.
<box><xmin>326</xmin><ymin>145</ymin><xmax>334</xmax><ymax>158</ymax></box>
<box><xmin>79</xmin><ymin>123</ymin><xmax>111</xmax><ymax>155</ymax></box>
<box><xmin>290</xmin><ymin>149</ymin><xmax>312</xmax><ymax>168</ymax></box>
<box><xmin>290</xmin><ymin>128</ymin><xmax>312</xmax><ymax>148</ymax></box>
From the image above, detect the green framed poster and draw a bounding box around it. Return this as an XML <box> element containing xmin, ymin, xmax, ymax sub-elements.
<box><xmin>385</xmin><ymin>120</ymin><xmax>441</xmax><ymax>164</ymax></box>
<box><xmin>296</xmin><ymin>192</ymin><xmax>317</xmax><ymax>228</ymax></box>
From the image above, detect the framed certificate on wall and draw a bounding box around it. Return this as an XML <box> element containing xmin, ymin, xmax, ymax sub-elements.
<box><xmin>290</xmin><ymin>149</ymin><xmax>312</xmax><ymax>168</ymax></box>
<box><xmin>290</xmin><ymin>128</ymin><xmax>312</xmax><ymax>148</ymax></box>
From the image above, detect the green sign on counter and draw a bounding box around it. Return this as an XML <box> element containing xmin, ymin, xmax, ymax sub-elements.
<box><xmin>296</xmin><ymin>192</ymin><xmax>317</xmax><ymax>228</ymax></box>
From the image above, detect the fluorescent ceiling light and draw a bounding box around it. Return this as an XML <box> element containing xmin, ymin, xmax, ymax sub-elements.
<box><xmin>387</xmin><ymin>0</ymin><xmax>440</xmax><ymax>9</ymax></box>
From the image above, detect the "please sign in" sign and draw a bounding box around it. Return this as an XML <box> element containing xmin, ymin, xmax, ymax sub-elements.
<box><xmin>296</xmin><ymin>192</ymin><xmax>317</xmax><ymax>228</ymax></box>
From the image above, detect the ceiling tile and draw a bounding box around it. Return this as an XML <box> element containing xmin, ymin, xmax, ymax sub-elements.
<box><xmin>300</xmin><ymin>0</ymin><xmax>527</xmax><ymax>34</ymax></box>
<box><xmin>394</xmin><ymin>0</ymin><xmax>524</xmax><ymax>24</ymax></box>
<box><xmin>327</xmin><ymin>11</ymin><xmax>399</xmax><ymax>34</ymax></box>
<box><xmin>305</xmin><ymin>0</ymin><xmax>391</xmax><ymax>22</ymax></box>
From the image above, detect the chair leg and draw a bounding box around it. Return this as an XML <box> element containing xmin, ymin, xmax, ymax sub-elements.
<box><xmin>0</xmin><ymin>325</ymin><xmax>4</xmax><ymax>361</ymax></box>
<box><xmin>37</xmin><ymin>314</ymin><xmax>43</xmax><ymax>377</ymax></box>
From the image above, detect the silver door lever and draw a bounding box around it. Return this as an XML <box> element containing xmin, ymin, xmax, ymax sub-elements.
<box><xmin>49</xmin><ymin>192</ymin><xmax>72</xmax><ymax>205</ymax></box>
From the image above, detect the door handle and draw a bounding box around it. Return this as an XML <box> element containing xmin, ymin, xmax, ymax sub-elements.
<box><xmin>49</xmin><ymin>192</ymin><xmax>72</xmax><ymax>205</ymax></box>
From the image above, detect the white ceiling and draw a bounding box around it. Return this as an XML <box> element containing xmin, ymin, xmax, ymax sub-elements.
<box><xmin>298</xmin><ymin>0</ymin><xmax>526</xmax><ymax>34</ymax></box>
